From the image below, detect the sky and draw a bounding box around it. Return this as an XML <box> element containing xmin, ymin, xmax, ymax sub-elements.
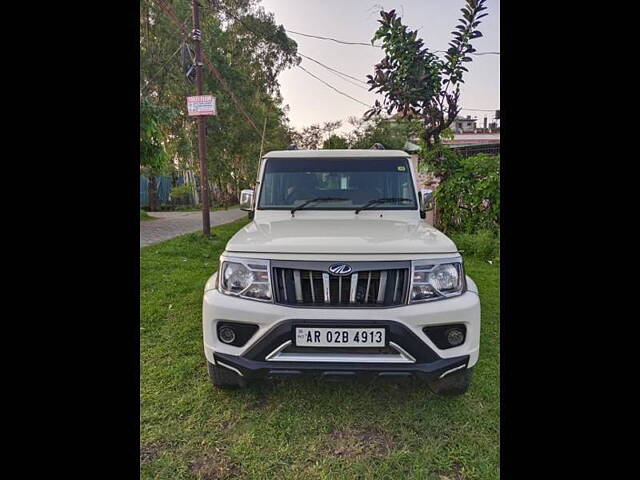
<box><xmin>259</xmin><ymin>0</ymin><xmax>500</xmax><ymax>134</ymax></box>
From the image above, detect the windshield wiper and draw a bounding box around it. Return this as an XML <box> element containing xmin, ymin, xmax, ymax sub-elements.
<box><xmin>290</xmin><ymin>197</ymin><xmax>348</xmax><ymax>216</ymax></box>
<box><xmin>354</xmin><ymin>197</ymin><xmax>413</xmax><ymax>214</ymax></box>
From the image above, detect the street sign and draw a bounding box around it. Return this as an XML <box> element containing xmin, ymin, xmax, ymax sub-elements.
<box><xmin>187</xmin><ymin>95</ymin><xmax>216</xmax><ymax>116</ymax></box>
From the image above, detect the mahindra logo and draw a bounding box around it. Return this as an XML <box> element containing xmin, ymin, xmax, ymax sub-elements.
<box><xmin>328</xmin><ymin>264</ymin><xmax>353</xmax><ymax>275</ymax></box>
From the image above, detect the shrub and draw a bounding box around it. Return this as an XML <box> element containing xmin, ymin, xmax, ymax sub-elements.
<box><xmin>435</xmin><ymin>154</ymin><xmax>499</xmax><ymax>233</ymax></box>
<box><xmin>170</xmin><ymin>184</ymin><xmax>193</xmax><ymax>200</ymax></box>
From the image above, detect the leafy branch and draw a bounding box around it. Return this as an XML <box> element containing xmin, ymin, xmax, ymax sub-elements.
<box><xmin>364</xmin><ymin>1</ymin><xmax>488</xmax><ymax>150</ymax></box>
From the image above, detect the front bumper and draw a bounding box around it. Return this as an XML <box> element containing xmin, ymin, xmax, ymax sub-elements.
<box><xmin>203</xmin><ymin>276</ymin><xmax>480</xmax><ymax>380</ymax></box>
<box><xmin>213</xmin><ymin>351</ymin><xmax>470</xmax><ymax>382</ymax></box>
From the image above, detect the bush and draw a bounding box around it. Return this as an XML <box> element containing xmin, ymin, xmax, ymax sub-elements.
<box><xmin>450</xmin><ymin>230</ymin><xmax>500</xmax><ymax>262</ymax></box>
<box><xmin>435</xmin><ymin>154</ymin><xmax>499</xmax><ymax>233</ymax></box>
<box><xmin>169</xmin><ymin>184</ymin><xmax>193</xmax><ymax>200</ymax></box>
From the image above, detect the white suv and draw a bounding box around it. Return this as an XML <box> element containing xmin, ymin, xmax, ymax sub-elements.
<box><xmin>202</xmin><ymin>149</ymin><xmax>480</xmax><ymax>395</ymax></box>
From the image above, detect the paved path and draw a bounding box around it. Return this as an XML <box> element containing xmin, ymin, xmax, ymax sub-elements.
<box><xmin>140</xmin><ymin>209</ymin><xmax>246</xmax><ymax>247</ymax></box>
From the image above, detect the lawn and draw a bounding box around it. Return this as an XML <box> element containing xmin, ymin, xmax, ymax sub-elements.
<box><xmin>140</xmin><ymin>219</ymin><xmax>500</xmax><ymax>480</ymax></box>
<box><xmin>140</xmin><ymin>209</ymin><xmax>155</xmax><ymax>221</ymax></box>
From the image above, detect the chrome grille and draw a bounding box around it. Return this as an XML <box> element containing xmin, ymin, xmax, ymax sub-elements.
<box><xmin>273</xmin><ymin>264</ymin><xmax>409</xmax><ymax>307</ymax></box>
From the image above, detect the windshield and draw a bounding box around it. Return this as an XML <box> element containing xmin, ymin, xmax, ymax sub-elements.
<box><xmin>258</xmin><ymin>157</ymin><xmax>417</xmax><ymax>210</ymax></box>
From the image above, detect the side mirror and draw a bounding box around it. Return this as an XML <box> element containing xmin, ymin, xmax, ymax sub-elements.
<box><xmin>419</xmin><ymin>189</ymin><xmax>434</xmax><ymax>218</ymax></box>
<box><xmin>240</xmin><ymin>189</ymin><xmax>254</xmax><ymax>212</ymax></box>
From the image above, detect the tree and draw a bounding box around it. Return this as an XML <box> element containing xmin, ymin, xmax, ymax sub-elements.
<box><xmin>140</xmin><ymin>98</ymin><xmax>178</xmax><ymax>210</ymax></box>
<box><xmin>139</xmin><ymin>0</ymin><xmax>299</xmax><ymax>208</ymax></box>
<box><xmin>364</xmin><ymin>1</ymin><xmax>488</xmax><ymax>156</ymax></box>
<box><xmin>290</xmin><ymin>124</ymin><xmax>323</xmax><ymax>150</ymax></box>
<box><xmin>347</xmin><ymin>115</ymin><xmax>422</xmax><ymax>150</ymax></box>
<box><xmin>322</xmin><ymin>134</ymin><xmax>348</xmax><ymax>149</ymax></box>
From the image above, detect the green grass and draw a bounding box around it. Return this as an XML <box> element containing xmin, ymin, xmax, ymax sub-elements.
<box><xmin>451</xmin><ymin>230</ymin><xmax>500</xmax><ymax>263</ymax></box>
<box><xmin>140</xmin><ymin>220</ymin><xmax>500</xmax><ymax>480</ymax></box>
<box><xmin>140</xmin><ymin>209</ymin><xmax>155</xmax><ymax>221</ymax></box>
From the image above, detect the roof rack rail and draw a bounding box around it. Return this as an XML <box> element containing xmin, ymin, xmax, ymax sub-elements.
<box><xmin>287</xmin><ymin>144</ymin><xmax>298</xmax><ymax>150</ymax></box>
<box><xmin>370</xmin><ymin>143</ymin><xmax>385</xmax><ymax>150</ymax></box>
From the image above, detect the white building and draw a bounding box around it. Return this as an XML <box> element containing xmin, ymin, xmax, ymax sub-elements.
<box><xmin>452</xmin><ymin>115</ymin><xmax>477</xmax><ymax>133</ymax></box>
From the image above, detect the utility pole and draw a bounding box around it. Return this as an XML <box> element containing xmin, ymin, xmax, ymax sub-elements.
<box><xmin>192</xmin><ymin>0</ymin><xmax>211</xmax><ymax>236</ymax></box>
<box><xmin>258</xmin><ymin>116</ymin><xmax>267</xmax><ymax>160</ymax></box>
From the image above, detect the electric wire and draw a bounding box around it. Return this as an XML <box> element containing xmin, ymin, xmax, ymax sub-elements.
<box><xmin>152</xmin><ymin>1</ymin><xmax>497</xmax><ymax>124</ymax></box>
<box><xmin>296</xmin><ymin>65</ymin><xmax>372</xmax><ymax>108</ymax></box>
<box><xmin>286</xmin><ymin>29</ymin><xmax>500</xmax><ymax>55</ymax></box>
<box><xmin>141</xmin><ymin>42</ymin><xmax>184</xmax><ymax>94</ymax></box>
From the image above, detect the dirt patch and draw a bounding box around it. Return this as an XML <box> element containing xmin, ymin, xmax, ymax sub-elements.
<box><xmin>325</xmin><ymin>427</ymin><xmax>394</xmax><ymax>459</ymax></box>
<box><xmin>190</xmin><ymin>448</ymin><xmax>242</xmax><ymax>480</ymax></box>
<box><xmin>247</xmin><ymin>397</ymin><xmax>269</xmax><ymax>410</ymax></box>
<box><xmin>140</xmin><ymin>442</ymin><xmax>168</xmax><ymax>462</ymax></box>
<box><xmin>218</xmin><ymin>419</ymin><xmax>236</xmax><ymax>431</ymax></box>
<box><xmin>436</xmin><ymin>462</ymin><xmax>467</xmax><ymax>480</ymax></box>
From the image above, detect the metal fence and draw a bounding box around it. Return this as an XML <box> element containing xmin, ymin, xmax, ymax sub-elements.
<box><xmin>140</xmin><ymin>174</ymin><xmax>189</xmax><ymax>207</ymax></box>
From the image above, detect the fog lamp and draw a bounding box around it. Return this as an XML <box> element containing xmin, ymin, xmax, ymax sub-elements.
<box><xmin>219</xmin><ymin>326</ymin><xmax>236</xmax><ymax>344</ymax></box>
<box><xmin>446</xmin><ymin>328</ymin><xmax>464</xmax><ymax>346</ymax></box>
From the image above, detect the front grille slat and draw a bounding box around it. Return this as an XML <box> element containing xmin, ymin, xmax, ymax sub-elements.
<box><xmin>322</xmin><ymin>273</ymin><xmax>331</xmax><ymax>303</ymax></box>
<box><xmin>309</xmin><ymin>270</ymin><xmax>316</xmax><ymax>303</ymax></box>
<box><xmin>377</xmin><ymin>271</ymin><xmax>387</xmax><ymax>304</ymax></box>
<box><xmin>393</xmin><ymin>272</ymin><xmax>400</xmax><ymax>303</ymax></box>
<box><xmin>280</xmin><ymin>269</ymin><xmax>287</xmax><ymax>302</ymax></box>
<box><xmin>273</xmin><ymin>266</ymin><xmax>408</xmax><ymax>308</ymax></box>
<box><xmin>349</xmin><ymin>273</ymin><xmax>358</xmax><ymax>303</ymax></box>
<box><xmin>365</xmin><ymin>271</ymin><xmax>371</xmax><ymax>304</ymax></box>
<box><xmin>293</xmin><ymin>270</ymin><xmax>303</xmax><ymax>302</ymax></box>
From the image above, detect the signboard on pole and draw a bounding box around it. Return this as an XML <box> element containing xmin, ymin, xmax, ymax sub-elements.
<box><xmin>187</xmin><ymin>95</ymin><xmax>217</xmax><ymax>116</ymax></box>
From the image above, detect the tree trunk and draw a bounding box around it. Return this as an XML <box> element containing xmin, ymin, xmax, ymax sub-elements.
<box><xmin>148</xmin><ymin>174</ymin><xmax>159</xmax><ymax>211</ymax></box>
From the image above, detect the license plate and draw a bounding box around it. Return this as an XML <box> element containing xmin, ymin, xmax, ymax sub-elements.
<box><xmin>295</xmin><ymin>327</ymin><xmax>386</xmax><ymax>347</ymax></box>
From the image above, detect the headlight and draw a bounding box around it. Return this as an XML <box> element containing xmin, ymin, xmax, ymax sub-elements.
<box><xmin>222</xmin><ymin>262</ymin><xmax>253</xmax><ymax>293</ymax></box>
<box><xmin>431</xmin><ymin>264</ymin><xmax>460</xmax><ymax>291</ymax></box>
<box><xmin>219</xmin><ymin>258</ymin><xmax>272</xmax><ymax>302</ymax></box>
<box><xmin>410</xmin><ymin>260</ymin><xmax>464</xmax><ymax>303</ymax></box>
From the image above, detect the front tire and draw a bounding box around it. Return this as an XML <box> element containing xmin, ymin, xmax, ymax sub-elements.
<box><xmin>207</xmin><ymin>361</ymin><xmax>246</xmax><ymax>388</ymax></box>
<box><xmin>428</xmin><ymin>367</ymin><xmax>473</xmax><ymax>396</ymax></box>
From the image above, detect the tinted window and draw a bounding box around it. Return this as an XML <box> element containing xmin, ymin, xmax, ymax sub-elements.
<box><xmin>258</xmin><ymin>157</ymin><xmax>417</xmax><ymax>209</ymax></box>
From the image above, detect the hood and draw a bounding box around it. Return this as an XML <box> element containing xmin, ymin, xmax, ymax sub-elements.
<box><xmin>225</xmin><ymin>217</ymin><xmax>457</xmax><ymax>254</ymax></box>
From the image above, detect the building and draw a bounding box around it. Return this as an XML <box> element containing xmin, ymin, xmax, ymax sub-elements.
<box><xmin>452</xmin><ymin>115</ymin><xmax>477</xmax><ymax>133</ymax></box>
<box><xmin>442</xmin><ymin>133</ymin><xmax>500</xmax><ymax>146</ymax></box>
<box><xmin>441</xmin><ymin>132</ymin><xmax>500</xmax><ymax>157</ymax></box>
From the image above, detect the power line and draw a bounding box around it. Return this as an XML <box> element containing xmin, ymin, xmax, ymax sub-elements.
<box><xmin>202</xmin><ymin>2</ymin><xmax>499</xmax><ymax>57</ymax></box>
<box><xmin>207</xmin><ymin>5</ymin><xmax>373</xmax><ymax>96</ymax></box>
<box><xmin>200</xmin><ymin>4</ymin><xmax>497</xmax><ymax>99</ymax></box>
<box><xmin>298</xmin><ymin>54</ymin><xmax>499</xmax><ymax>109</ymax></box>
<box><xmin>299</xmin><ymin>53</ymin><xmax>367</xmax><ymax>85</ymax></box>
<box><xmin>296</xmin><ymin>65</ymin><xmax>372</xmax><ymax>108</ymax></box>
<box><xmin>296</xmin><ymin>61</ymin><xmax>495</xmax><ymax>114</ymax></box>
<box><xmin>299</xmin><ymin>54</ymin><xmax>369</xmax><ymax>91</ymax></box>
<box><xmin>286</xmin><ymin>29</ymin><xmax>499</xmax><ymax>55</ymax></box>
<box><xmin>153</xmin><ymin>2</ymin><xmax>496</xmax><ymax>124</ymax></box>
<box><xmin>286</xmin><ymin>29</ymin><xmax>380</xmax><ymax>47</ymax></box>
<box><xmin>141</xmin><ymin>42</ymin><xmax>183</xmax><ymax>94</ymax></box>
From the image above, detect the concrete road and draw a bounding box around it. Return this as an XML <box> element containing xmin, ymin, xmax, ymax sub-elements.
<box><xmin>140</xmin><ymin>209</ymin><xmax>246</xmax><ymax>247</ymax></box>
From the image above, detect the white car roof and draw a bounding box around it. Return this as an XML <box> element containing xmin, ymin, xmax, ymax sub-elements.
<box><xmin>263</xmin><ymin>149</ymin><xmax>410</xmax><ymax>158</ymax></box>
